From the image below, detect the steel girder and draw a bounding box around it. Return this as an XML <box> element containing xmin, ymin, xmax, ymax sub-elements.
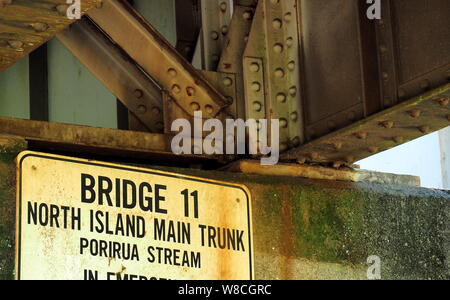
<box><xmin>0</xmin><ymin>0</ymin><xmax>449</xmax><ymax>167</ymax></box>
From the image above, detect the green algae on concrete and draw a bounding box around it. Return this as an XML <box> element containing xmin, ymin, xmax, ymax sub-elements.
<box><xmin>148</xmin><ymin>166</ymin><xmax>450</xmax><ymax>280</ymax></box>
<box><xmin>0</xmin><ymin>136</ymin><xmax>26</xmax><ymax>280</ymax></box>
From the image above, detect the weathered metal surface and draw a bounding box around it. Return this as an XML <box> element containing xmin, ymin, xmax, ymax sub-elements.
<box><xmin>174</xmin><ymin>0</ymin><xmax>201</xmax><ymax>62</ymax></box>
<box><xmin>87</xmin><ymin>0</ymin><xmax>231</xmax><ymax>119</ymax></box>
<box><xmin>57</xmin><ymin>18</ymin><xmax>164</xmax><ymax>133</ymax></box>
<box><xmin>391</xmin><ymin>0</ymin><xmax>450</xmax><ymax>101</ymax></box>
<box><xmin>0</xmin><ymin>0</ymin><xmax>101</xmax><ymax>72</ymax></box>
<box><xmin>199</xmin><ymin>0</ymin><xmax>233</xmax><ymax>71</ymax></box>
<box><xmin>244</xmin><ymin>0</ymin><xmax>304</xmax><ymax>152</ymax></box>
<box><xmin>300</xmin><ymin>0</ymin><xmax>367</xmax><ymax>141</ymax></box>
<box><xmin>299</xmin><ymin>0</ymin><xmax>450</xmax><ymax>142</ymax></box>
<box><xmin>217</xmin><ymin>4</ymin><xmax>255</xmax><ymax>119</ymax></box>
<box><xmin>223</xmin><ymin>160</ymin><xmax>421</xmax><ymax>186</ymax></box>
<box><xmin>282</xmin><ymin>84</ymin><xmax>450</xmax><ymax>165</ymax></box>
<box><xmin>0</xmin><ymin>117</ymin><xmax>219</xmax><ymax>162</ymax></box>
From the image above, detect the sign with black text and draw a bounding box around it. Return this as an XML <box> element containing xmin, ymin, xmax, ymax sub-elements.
<box><xmin>16</xmin><ymin>152</ymin><xmax>253</xmax><ymax>280</ymax></box>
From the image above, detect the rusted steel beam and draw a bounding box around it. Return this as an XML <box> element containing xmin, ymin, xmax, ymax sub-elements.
<box><xmin>282</xmin><ymin>84</ymin><xmax>450</xmax><ymax>166</ymax></box>
<box><xmin>87</xmin><ymin>0</ymin><xmax>231</xmax><ymax>119</ymax></box>
<box><xmin>57</xmin><ymin>18</ymin><xmax>164</xmax><ymax>133</ymax></box>
<box><xmin>174</xmin><ymin>0</ymin><xmax>201</xmax><ymax>62</ymax></box>
<box><xmin>0</xmin><ymin>117</ymin><xmax>218</xmax><ymax>162</ymax></box>
<box><xmin>0</xmin><ymin>0</ymin><xmax>101</xmax><ymax>72</ymax></box>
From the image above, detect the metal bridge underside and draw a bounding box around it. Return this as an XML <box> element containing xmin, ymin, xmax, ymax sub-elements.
<box><xmin>0</xmin><ymin>0</ymin><xmax>449</xmax><ymax>167</ymax></box>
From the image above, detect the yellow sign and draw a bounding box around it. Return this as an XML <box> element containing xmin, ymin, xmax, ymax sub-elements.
<box><xmin>16</xmin><ymin>152</ymin><xmax>253</xmax><ymax>280</ymax></box>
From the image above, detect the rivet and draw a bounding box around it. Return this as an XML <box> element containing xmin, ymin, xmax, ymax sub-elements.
<box><xmin>219</xmin><ymin>2</ymin><xmax>227</xmax><ymax>12</ymax></box>
<box><xmin>253</xmin><ymin>101</ymin><xmax>262</xmax><ymax>112</ymax></box>
<box><xmin>251</xmin><ymin>82</ymin><xmax>261</xmax><ymax>92</ymax></box>
<box><xmin>167</xmin><ymin>68</ymin><xmax>177</xmax><ymax>77</ymax></box>
<box><xmin>249</xmin><ymin>62</ymin><xmax>260</xmax><ymax>72</ymax></box>
<box><xmin>223</xmin><ymin>77</ymin><xmax>233</xmax><ymax>87</ymax></box>
<box><xmin>284</xmin><ymin>12</ymin><xmax>293</xmax><ymax>22</ymax></box>
<box><xmin>276</xmin><ymin>93</ymin><xmax>287</xmax><ymax>103</ymax></box>
<box><xmin>273</xmin><ymin>43</ymin><xmax>284</xmax><ymax>53</ymax></box>
<box><xmin>211</xmin><ymin>31</ymin><xmax>219</xmax><ymax>40</ymax></box>
<box><xmin>333</xmin><ymin>161</ymin><xmax>344</xmax><ymax>169</ymax></box>
<box><xmin>436</xmin><ymin>97</ymin><xmax>450</xmax><ymax>106</ymax></box>
<box><xmin>205</xmin><ymin>105</ymin><xmax>214</xmax><ymax>115</ymax></box>
<box><xmin>297</xmin><ymin>157</ymin><xmax>306</xmax><ymax>164</ymax></box>
<box><xmin>286</xmin><ymin>37</ymin><xmax>294</xmax><ymax>47</ymax></box>
<box><xmin>287</xmin><ymin>61</ymin><xmax>295</xmax><ymax>71</ymax></box>
<box><xmin>152</xmin><ymin>107</ymin><xmax>161</xmax><ymax>114</ymax></box>
<box><xmin>380</xmin><ymin>120</ymin><xmax>394</xmax><ymax>129</ymax></box>
<box><xmin>419</xmin><ymin>126</ymin><xmax>430</xmax><ymax>134</ymax></box>
<box><xmin>382</xmin><ymin>72</ymin><xmax>389</xmax><ymax>81</ymax></box>
<box><xmin>186</xmin><ymin>87</ymin><xmax>195</xmax><ymax>97</ymax></box>
<box><xmin>368</xmin><ymin>146</ymin><xmax>379</xmax><ymax>153</ymax></box>
<box><xmin>172</xmin><ymin>84</ymin><xmax>181</xmax><ymax>94</ymax></box>
<box><xmin>289</xmin><ymin>86</ymin><xmax>297</xmax><ymax>97</ymax></box>
<box><xmin>280</xmin><ymin>118</ymin><xmax>288</xmax><ymax>128</ymax></box>
<box><xmin>331</xmin><ymin>142</ymin><xmax>343</xmax><ymax>150</ymax></box>
<box><xmin>272</xmin><ymin>19</ymin><xmax>282</xmax><ymax>29</ymax></box>
<box><xmin>30</xmin><ymin>23</ymin><xmax>49</xmax><ymax>33</ymax></box>
<box><xmin>243</xmin><ymin>11</ymin><xmax>253</xmax><ymax>20</ymax></box>
<box><xmin>393</xmin><ymin>136</ymin><xmax>404</xmax><ymax>143</ymax></box>
<box><xmin>190</xmin><ymin>102</ymin><xmax>200</xmax><ymax>111</ymax></box>
<box><xmin>221</xmin><ymin>26</ymin><xmax>229</xmax><ymax>35</ymax></box>
<box><xmin>137</xmin><ymin>105</ymin><xmax>147</xmax><ymax>114</ymax></box>
<box><xmin>56</xmin><ymin>4</ymin><xmax>68</xmax><ymax>16</ymax></box>
<box><xmin>309</xmin><ymin>152</ymin><xmax>319</xmax><ymax>161</ymax></box>
<box><xmin>274</xmin><ymin>68</ymin><xmax>285</xmax><ymax>78</ymax></box>
<box><xmin>408</xmin><ymin>110</ymin><xmax>422</xmax><ymax>118</ymax></box>
<box><xmin>290</xmin><ymin>112</ymin><xmax>298</xmax><ymax>122</ymax></box>
<box><xmin>355</xmin><ymin>132</ymin><xmax>368</xmax><ymax>139</ymax></box>
<box><xmin>379</xmin><ymin>45</ymin><xmax>388</xmax><ymax>53</ymax></box>
<box><xmin>7</xmin><ymin>40</ymin><xmax>23</xmax><ymax>50</ymax></box>
<box><xmin>133</xmin><ymin>89</ymin><xmax>144</xmax><ymax>99</ymax></box>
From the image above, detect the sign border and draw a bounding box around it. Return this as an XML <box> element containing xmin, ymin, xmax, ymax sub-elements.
<box><xmin>16</xmin><ymin>151</ymin><xmax>253</xmax><ymax>280</ymax></box>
